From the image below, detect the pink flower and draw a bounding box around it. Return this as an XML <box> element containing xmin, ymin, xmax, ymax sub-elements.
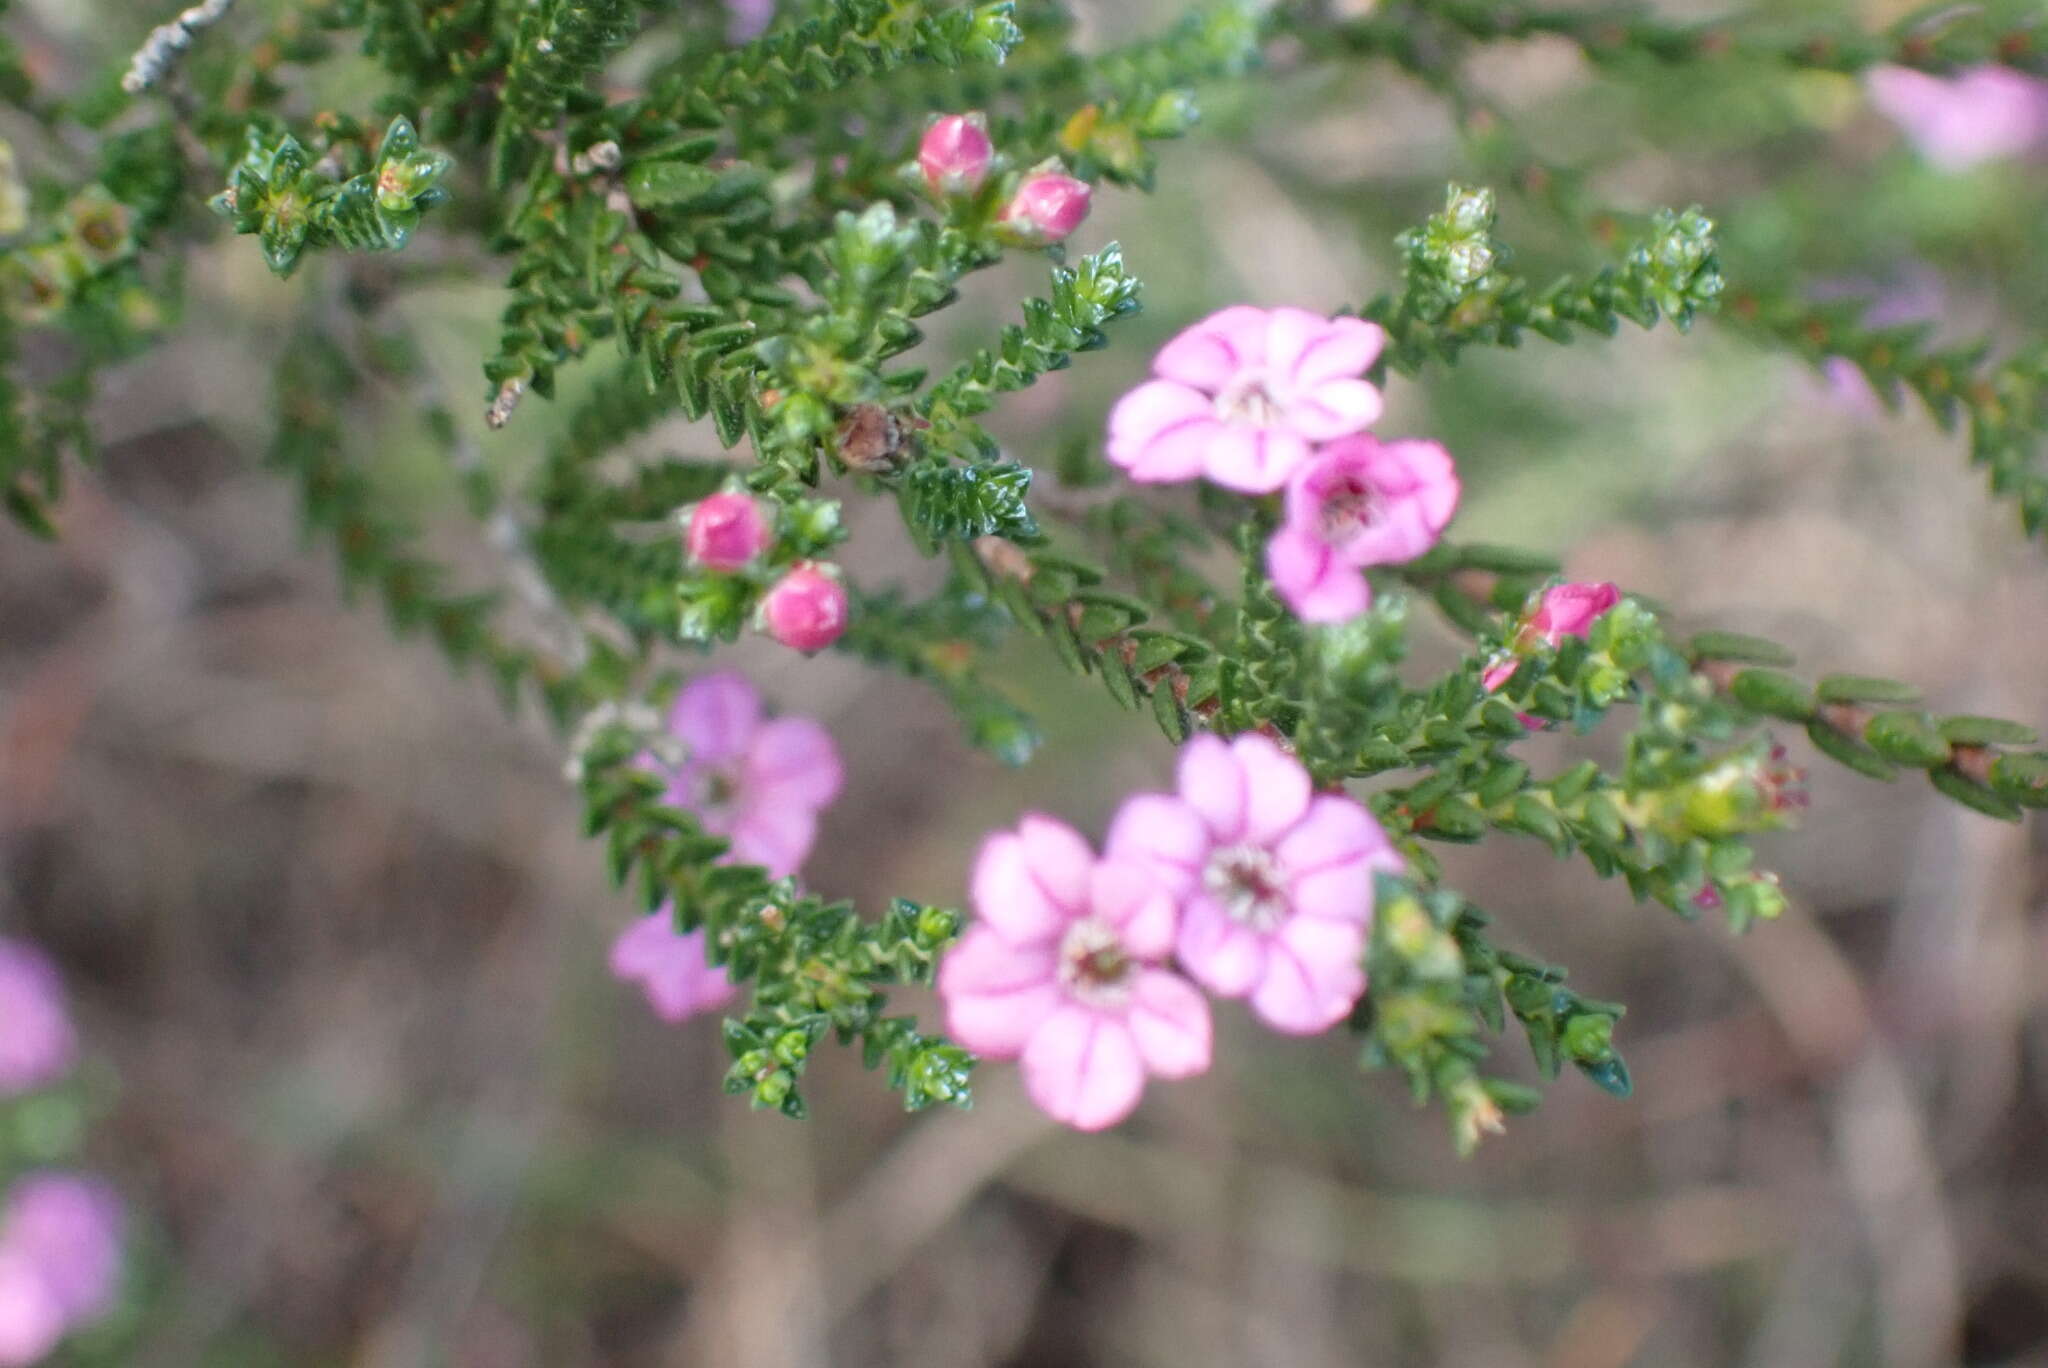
<box><xmin>939</xmin><ymin>816</ymin><xmax>1211</xmax><ymax>1131</ymax></box>
<box><xmin>0</xmin><ymin>1248</ymin><xmax>62</xmax><ymax>1368</ymax></box>
<box><xmin>1107</xmin><ymin>307</ymin><xmax>1387</xmax><ymax>494</ymax></box>
<box><xmin>0</xmin><ymin>1175</ymin><xmax>121</xmax><ymax>1326</ymax></box>
<box><xmin>609</xmin><ymin>912</ymin><xmax>739</xmax><ymax>1022</ymax></box>
<box><xmin>0</xmin><ymin>942</ymin><xmax>75</xmax><ymax>1098</ymax></box>
<box><xmin>646</xmin><ymin>670</ymin><xmax>843</xmax><ymax>879</ymax></box>
<box><xmin>1266</xmin><ymin>435</ymin><xmax>1459</xmax><ymax>623</ymax></box>
<box><xmin>997</xmin><ymin>172</ymin><xmax>1091</xmax><ymax>245</ymax></box>
<box><xmin>611</xmin><ymin>672</ymin><xmax>841</xmax><ymax>1022</ymax></box>
<box><xmin>918</xmin><ymin>114</ymin><xmax>992</xmax><ymax>198</ymax></box>
<box><xmin>685</xmin><ymin>492</ymin><xmax>772</xmax><ymax>571</ymax></box>
<box><xmin>1867</xmin><ymin>66</ymin><xmax>2048</xmax><ymax>171</ymax></box>
<box><xmin>759</xmin><ymin>562</ymin><xmax>849</xmax><ymax>653</ymax></box>
<box><xmin>1481</xmin><ymin>581</ymin><xmax>1621</xmax><ymax>692</ymax></box>
<box><xmin>726</xmin><ymin>0</ymin><xmax>774</xmax><ymax>43</ymax></box>
<box><xmin>1108</xmin><ymin>735</ymin><xmax>1401</xmax><ymax>1035</ymax></box>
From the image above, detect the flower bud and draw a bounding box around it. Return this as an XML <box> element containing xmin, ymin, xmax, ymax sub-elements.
<box><xmin>917</xmin><ymin>113</ymin><xmax>992</xmax><ymax>198</ymax></box>
<box><xmin>998</xmin><ymin>172</ymin><xmax>1091</xmax><ymax>245</ymax></box>
<box><xmin>684</xmin><ymin>491</ymin><xmax>772</xmax><ymax>571</ymax></box>
<box><xmin>1526</xmin><ymin>581</ymin><xmax>1620</xmax><ymax>645</ymax></box>
<box><xmin>760</xmin><ymin>562</ymin><xmax>849</xmax><ymax>652</ymax></box>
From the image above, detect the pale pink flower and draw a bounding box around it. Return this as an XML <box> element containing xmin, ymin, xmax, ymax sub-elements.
<box><xmin>918</xmin><ymin>114</ymin><xmax>992</xmax><ymax>198</ymax></box>
<box><xmin>759</xmin><ymin>562</ymin><xmax>849</xmax><ymax>653</ymax></box>
<box><xmin>1867</xmin><ymin>65</ymin><xmax>2048</xmax><ymax>171</ymax></box>
<box><xmin>0</xmin><ymin>1248</ymin><xmax>62</xmax><ymax>1368</ymax></box>
<box><xmin>997</xmin><ymin>172</ymin><xmax>1091</xmax><ymax>245</ymax></box>
<box><xmin>1107</xmin><ymin>307</ymin><xmax>1386</xmax><ymax>494</ymax></box>
<box><xmin>0</xmin><ymin>941</ymin><xmax>75</xmax><ymax>1097</ymax></box>
<box><xmin>685</xmin><ymin>492</ymin><xmax>772</xmax><ymax>571</ymax></box>
<box><xmin>1481</xmin><ymin>581</ymin><xmax>1621</xmax><ymax>692</ymax></box>
<box><xmin>939</xmin><ymin>816</ymin><xmax>1211</xmax><ymax>1131</ymax></box>
<box><xmin>1266</xmin><ymin>435</ymin><xmax>1459</xmax><ymax>623</ymax></box>
<box><xmin>726</xmin><ymin>0</ymin><xmax>774</xmax><ymax>43</ymax></box>
<box><xmin>1108</xmin><ymin>735</ymin><xmax>1400</xmax><ymax>1035</ymax></box>
<box><xmin>608</xmin><ymin>912</ymin><xmax>738</xmax><ymax>1022</ymax></box>
<box><xmin>611</xmin><ymin>672</ymin><xmax>841</xmax><ymax>1022</ymax></box>
<box><xmin>0</xmin><ymin>1175</ymin><xmax>122</xmax><ymax>1326</ymax></box>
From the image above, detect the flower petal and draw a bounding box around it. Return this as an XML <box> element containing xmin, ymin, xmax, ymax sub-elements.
<box><xmin>1203</xmin><ymin>424</ymin><xmax>1309</xmax><ymax>494</ymax></box>
<box><xmin>1087</xmin><ymin>859</ymin><xmax>1179</xmax><ymax>961</ymax></box>
<box><xmin>938</xmin><ymin>927</ymin><xmax>1062</xmax><ymax>1058</ymax></box>
<box><xmin>1276</xmin><ymin>794</ymin><xmax>1396</xmax><ymax>882</ymax></box>
<box><xmin>1107</xmin><ymin>380</ymin><xmax>1218</xmax><ymax>483</ymax></box>
<box><xmin>1289</xmin><ymin>378</ymin><xmax>1385</xmax><ymax>440</ymax></box>
<box><xmin>1175</xmin><ymin>894</ymin><xmax>1266</xmax><ymax>997</ymax></box>
<box><xmin>726</xmin><ymin>804</ymin><xmax>815</xmax><ymax>879</ymax></box>
<box><xmin>1249</xmin><ymin>918</ymin><xmax>1366</xmax><ymax>1035</ymax></box>
<box><xmin>1021</xmin><ymin>1007</ymin><xmax>1147</xmax><ymax>1131</ymax></box>
<box><xmin>1153</xmin><ymin>305</ymin><xmax>1268</xmax><ymax>390</ymax></box>
<box><xmin>1233</xmin><ymin>734</ymin><xmax>1312</xmax><ymax>846</ymax></box>
<box><xmin>1127</xmin><ymin>969</ymin><xmax>1212</xmax><ymax>1080</ymax></box>
<box><xmin>743</xmin><ymin>716</ymin><xmax>844</xmax><ymax>812</ymax></box>
<box><xmin>669</xmin><ymin>671</ymin><xmax>761</xmax><ymax>763</ymax></box>
<box><xmin>1176</xmin><ymin>734</ymin><xmax>1246</xmax><ymax>842</ymax></box>
<box><xmin>1288</xmin><ymin>315</ymin><xmax>1387</xmax><ymax>389</ymax></box>
<box><xmin>1104</xmin><ymin>793</ymin><xmax>1209</xmax><ymax>898</ymax></box>
<box><xmin>1018</xmin><ymin>814</ymin><xmax>1094</xmax><ymax>911</ymax></box>
<box><xmin>1267</xmin><ymin>526</ymin><xmax>1370</xmax><ymax>624</ymax></box>
<box><xmin>970</xmin><ymin>824</ymin><xmax>1076</xmax><ymax>945</ymax></box>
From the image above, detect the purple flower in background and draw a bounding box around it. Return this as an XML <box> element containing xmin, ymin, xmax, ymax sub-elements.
<box><xmin>1866</xmin><ymin>65</ymin><xmax>2048</xmax><ymax>171</ymax></box>
<box><xmin>0</xmin><ymin>1176</ymin><xmax>122</xmax><ymax>1325</ymax></box>
<box><xmin>609</xmin><ymin>913</ymin><xmax>738</xmax><ymax>1023</ymax></box>
<box><xmin>610</xmin><ymin>672</ymin><xmax>841</xmax><ymax>1024</ymax></box>
<box><xmin>726</xmin><ymin>0</ymin><xmax>774</xmax><ymax>44</ymax></box>
<box><xmin>0</xmin><ymin>1246</ymin><xmax>63</xmax><ymax>1367</ymax></box>
<box><xmin>0</xmin><ymin>941</ymin><xmax>75</xmax><ymax>1097</ymax></box>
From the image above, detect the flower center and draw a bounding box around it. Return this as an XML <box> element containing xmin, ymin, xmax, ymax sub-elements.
<box><xmin>1057</xmin><ymin>918</ymin><xmax>1134</xmax><ymax>1005</ymax></box>
<box><xmin>1317</xmin><ymin>476</ymin><xmax>1379</xmax><ymax>545</ymax></box>
<box><xmin>1215</xmin><ymin>371</ymin><xmax>1281</xmax><ymax>427</ymax></box>
<box><xmin>683</xmin><ymin>764</ymin><xmax>743</xmax><ymax>828</ymax></box>
<box><xmin>1204</xmin><ymin>844</ymin><xmax>1289</xmax><ymax>931</ymax></box>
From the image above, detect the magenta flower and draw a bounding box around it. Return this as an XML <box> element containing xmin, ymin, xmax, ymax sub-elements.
<box><xmin>685</xmin><ymin>491</ymin><xmax>772</xmax><ymax>571</ymax></box>
<box><xmin>1107</xmin><ymin>306</ymin><xmax>1387</xmax><ymax>494</ymax></box>
<box><xmin>997</xmin><ymin>172</ymin><xmax>1091</xmax><ymax>245</ymax></box>
<box><xmin>0</xmin><ymin>1176</ymin><xmax>122</xmax><ymax>1327</ymax></box>
<box><xmin>1108</xmin><ymin>735</ymin><xmax>1401</xmax><ymax>1035</ymax></box>
<box><xmin>609</xmin><ymin>911</ymin><xmax>738</xmax><ymax>1023</ymax></box>
<box><xmin>759</xmin><ymin>562</ymin><xmax>849</xmax><ymax>653</ymax></box>
<box><xmin>0</xmin><ymin>1248</ymin><xmax>62</xmax><ymax>1368</ymax></box>
<box><xmin>938</xmin><ymin>816</ymin><xmax>1211</xmax><ymax>1131</ymax></box>
<box><xmin>1481</xmin><ymin>581</ymin><xmax>1621</xmax><ymax>692</ymax></box>
<box><xmin>1266</xmin><ymin>435</ymin><xmax>1460</xmax><ymax>623</ymax></box>
<box><xmin>611</xmin><ymin>672</ymin><xmax>841</xmax><ymax>1022</ymax></box>
<box><xmin>0</xmin><ymin>941</ymin><xmax>75</xmax><ymax>1098</ymax></box>
<box><xmin>1866</xmin><ymin>66</ymin><xmax>2048</xmax><ymax>171</ymax></box>
<box><xmin>918</xmin><ymin>113</ymin><xmax>992</xmax><ymax>198</ymax></box>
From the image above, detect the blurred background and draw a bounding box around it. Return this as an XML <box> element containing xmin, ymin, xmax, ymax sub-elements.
<box><xmin>6</xmin><ymin>0</ymin><xmax>2048</xmax><ymax>1363</ymax></box>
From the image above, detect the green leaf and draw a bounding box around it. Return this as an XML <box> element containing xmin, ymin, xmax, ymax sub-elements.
<box><xmin>1729</xmin><ymin>668</ymin><xmax>1814</xmax><ymax>721</ymax></box>
<box><xmin>1862</xmin><ymin>711</ymin><xmax>1950</xmax><ymax>768</ymax></box>
<box><xmin>1929</xmin><ymin>767</ymin><xmax>2022</xmax><ymax>822</ymax></box>
<box><xmin>1807</xmin><ymin>719</ymin><xmax>1897</xmax><ymax>782</ymax></box>
<box><xmin>1938</xmin><ymin>715</ymin><xmax>2039</xmax><ymax>747</ymax></box>
<box><xmin>1816</xmin><ymin>674</ymin><xmax>1922</xmax><ymax>705</ymax></box>
<box><xmin>1689</xmin><ymin>630</ymin><xmax>1795</xmax><ymax>667</ymax></box>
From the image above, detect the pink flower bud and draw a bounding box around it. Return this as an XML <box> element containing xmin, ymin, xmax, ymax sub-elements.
<box><xmin>999</xmin><ymin>173</ymin><xmax>1091</xmax><ymax>245</ymax></box>
<box><xmin>761</xmin><ymin>562</ymin><xmax>848</xmax><ymax>652</ymax></box>
<box><xmin>685</xmin><ymin>492</ymin><xmax>771</xmax><ymax>571</ymax></box>
<box><xmin>1527</xmin><ymin>581</ymin><xmax>1620</xmax><ymax>645</ymax></box>
<box><xmin>918</xmin><ymin>114</ymin><xmax>992</xmax><ymax>198</ymax></box>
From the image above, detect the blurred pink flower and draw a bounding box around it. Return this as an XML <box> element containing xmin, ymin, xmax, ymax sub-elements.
<box><xmin>684</xmin><ymin>492</ymin><xmax>772</xmax><ymax>571</ymax></box>
<box><xmin>609</xmin><ymin>913</ymin><xmax>738</xmax><ymax>1023</ymax></box>
<box><xmin>0</xmin><ymin>1176</ymin><xmax>122</xmax><ymax>1326</ymax></box>
<box><xmin>1108</xmin><ymin>307</ymin><xmax>1386</xmax><ymax>493</ymax></box>
<box><xmin>918</xmin><ymin>114</ymin><xmax>992</xmax><ymax>198</ymax></box>
<box><xmin>0</xmin><ymin>1247</ymin><xmax>62</xmax><ymax>1368</ymax></box>
<box><xmin>1866</xmin><ymin>65</ymin><xmax>2048</xmax><ymax>171</ymax></box>
<box><xmin>1108</xmin><ymin>735</ymin><xmax>1400</xmax><ymax>1034</ymax></box>
<box><xmin>0</xmin><ymin>941</ymin><xmax>75</xmax><ymax>1097</ymax></box>
<box><xmin>939</xmin><ymin>816</ymin><xmax>1211</xmax><ymax>1131</ymax></box>
<box><xmin>998</xmin><ymin>172</ymin><xmax>1091</xmax><ymax>245</ymax></box>
<box><xmin>1266</xmin><ymin>435</ymin><xmax>1460</xmax><ymax>623</ymax></box>
<box><xmin>1481</xmin><ymin>581</ymin><xmax>1621</xmax><ymax>692</ymax></box>
<box><xmin>759</xmin><ymin>562</ymin><xmax>849</xmax><ymax>653</ymax></box>
<box><xmin>612</xmin><ymin>672</ymin><xmax>842</xmax><ymax>1023</ymax></box>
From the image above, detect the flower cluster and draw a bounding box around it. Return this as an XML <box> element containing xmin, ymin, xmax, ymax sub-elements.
<box><xmin>1106</xmin><ymin>307</ymin><xmax>1460</xmax><ymax>622</ymax></box>
<box><xmin>609</xmin><ymin>673</ymin><xmax>843</xmax><ymax>1023</ymax></box>
<box><xmin>939</xmin><ymin>734</ymin><xmax>1401</xmax><ymax>1130</ymax></box>
<box><xmin>0</xmin><ymin>941</ymin><xmax>123</xmax><ymax>1365</ymax></box>
<box><xmin>681</xmin><ymin>491</ymin><xmax>850</xmax><ymax>654</ymax></box>
<box><xmin>915</xmin><ymin>113</ymin><xmax>1092</xmax><ymax>246</ymax></box>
